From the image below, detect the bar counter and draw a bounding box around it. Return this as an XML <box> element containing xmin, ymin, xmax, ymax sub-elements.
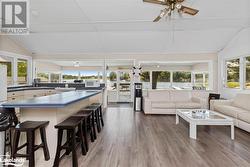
<box><xmin>2</xmin><ymin>90</ymin><xmax>102</xmax><ymax>166</ymax></box>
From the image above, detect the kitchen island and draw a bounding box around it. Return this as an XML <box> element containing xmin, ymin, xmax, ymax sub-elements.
<box><xmin>2</xmin><ymin>90</ymin><xmax>102</xmax><ymax>166</ymax></box>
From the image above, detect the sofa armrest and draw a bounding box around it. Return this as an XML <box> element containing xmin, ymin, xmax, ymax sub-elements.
<box><xmin>191</xmin><ymin>97</ymin><xmax>208</xmax><ymax>109</ymax></box>
<box><xmin>210</xmin><ymin>99</ymin><xmax>233</xmax><ymax>110</ymax></box>
<box><xmin>143</xmin><ymin>97</ymin><xmax>152</xmax><ymax>114</ymax></box>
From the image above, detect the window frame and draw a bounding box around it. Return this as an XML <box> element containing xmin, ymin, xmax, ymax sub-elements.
<box><xmin>0</xmin><ymin>51</ymin><xmax>32</xmax><ymax>86</ymax></box>
<box><xmin>224</xmin><ymin>58</ymin><xmax>240</xmax><ymax>89</ymax></box>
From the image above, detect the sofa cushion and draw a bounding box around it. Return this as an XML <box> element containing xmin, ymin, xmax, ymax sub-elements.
<box><xmin>232</xmin><ymin>94</ymin><xmax>250</xmax><ymax>111</ymax></box>
<box><xmin>170</xmin><ymin>91</ymin><xmax>191</xmax><ymax>102</ymax></box>
<box><xmin>151</xmin><ymin>102</ymin><xmax>175</xmax><ymax>109</ymax></box>
<box><xmin>148</xmin><ymin>90</ymin><xmax>171</xmax><ymax>102</ymax></box>
<box><xmin>238</xmin><ymin>112</ymin><xmax>250</xmax><ymax>124</ymax></box>
<box><xmin>214</xmin><ymin>105</ymin><xmax>247</xmax><ymax>118</ymax></box>
<box><xmin>175</xmin><ymin>102</ymin><xmax>201</xmax><ymax>109</ymax></box>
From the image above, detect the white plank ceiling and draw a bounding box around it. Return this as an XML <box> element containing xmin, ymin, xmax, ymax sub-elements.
<box><xmin>10</xmin><ymin>0</ymin><xmax>250</xmax><ymax>55</ymax></box>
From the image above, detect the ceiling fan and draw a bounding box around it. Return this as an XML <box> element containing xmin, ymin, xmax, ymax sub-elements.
<box><xmin>143</xmin><ymin>0</ymin><xmax>199</xmax><ymax>22</ymax></box>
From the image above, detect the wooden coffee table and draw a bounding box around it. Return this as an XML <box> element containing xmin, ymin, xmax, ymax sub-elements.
<box><xmin>176</xmin><ymin>109</ymin><xmax>234</xmax><ymax>140</ymax></box>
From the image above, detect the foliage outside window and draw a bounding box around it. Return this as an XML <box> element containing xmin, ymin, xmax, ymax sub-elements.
<box><xmin>62</xmin><ymin>71</ymin><xmax>78</xmax><ymax>83</ymax></box>
<box><xmin>194</xmin><ymin>73</ymin><xmax>209</xmax><ymax>89</ymax></box>
<box><xmin>246</xmin><ymin>57</ymin><xmax>250</xmax><ymax>89</ymax></box>
<box><xmin>205</xmin><ymin>73</ymin><xmax>209</xmax><ymax>88</ymax></box>
<box><xmin>0</xmin><ymin>61</ymin><xmax>12</xmax><ymax>85</ymax></box>
<box><xmin>80</xmin><ymin>71</ymin><xmax>99</xmax><ymax>80</ymax></box>
<box><xmin>107</xmin><ymin>72</ymin><xmax>117</xmax><ymax>81</ymax></box>
<box><xmin>120</xmin><ymin>72</ymin><xmax>130</xmax><ymax>82</ymax></box>
<box><xmin>140</xmin><ymin>71</ymin><xmax>151</xmax><ymax>89</ymax></box>
<box><xmin>37</xmin><ymin>73</ymin><xmax>49</xmax><ymax>83</ymax></box>
<box><xmin>173</xmin><ymin>71</ymin><xmax>191</xmax><ymax>83</ymax></box>
<box><xmin>152</xmin><ymin>71</ymin><xmax>170</xmax><ymax>89</ymax></box>
<box><xmin>17</xmin><ymin>59</ymin><xmax>28</xmax><ymax>85</ymax></box>
<box><xmin>194</xmin><ymin>73</ymin><xmax>204</xmax><ymax>87</ymax></box>
<box><xmin>140</xmin><ymin>71</ymin><xmax>150</xmax><ymax>82</ymax></box>
<box><xmin>51</xmin><ymin>73</ymin><xmax>60</xmax><ymax>83</ymax></box>
<box><xmin>226</xmin><ymin>59</ymin><xmax>240</xmax><ymax>88</ymax></box>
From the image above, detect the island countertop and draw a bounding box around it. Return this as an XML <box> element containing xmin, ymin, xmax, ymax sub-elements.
<box><xmin>2</xmin><ymin>90</ymin><xmax>101</xmax><ymax>108</ymax></box>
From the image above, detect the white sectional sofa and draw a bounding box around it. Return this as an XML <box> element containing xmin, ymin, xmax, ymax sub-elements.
<box><xmin>143</xmin><ymin>90</ymin><xmax>209</xmax><ymax>114</ymax></box>
<box><xmin>211</xmin><ymin>93</ymin><xmax>250</xmax><ymax>132</ymax></box>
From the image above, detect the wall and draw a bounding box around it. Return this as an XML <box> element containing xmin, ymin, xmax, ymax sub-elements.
<box><xmin>35</xmin><ymin>61</ymin><xmax>61</xmax><ymax>73</ymax></box>
<box><xmin>218</xmin><ymin>28</ymin><xmax>250</xmax><ymax>99</ymax></box>
<box><xmin>192</xmin><ymin>63</ymin><xmax>208</xmax><ymax>72</ymax></box>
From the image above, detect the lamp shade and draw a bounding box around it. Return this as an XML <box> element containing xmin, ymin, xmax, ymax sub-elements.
<box><xmin>0</xmin><ymin>56</ymin><xmax>7</xmax><ymax>62</ymax></box>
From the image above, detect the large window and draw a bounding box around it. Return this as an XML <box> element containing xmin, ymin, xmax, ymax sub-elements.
<box><xmin>62</xmin><ymin>71</ymin><xmax>78</xmax><ymax>83</ymax></box>
<box><xmin>37</xmin><ymin>73</ymin><xmax>49</xmax><ymax>83</ymax></box>
<box><xmin>120</xmin><ymin>71</ymin><xmax>130</xmax><ymax>82</ymax></box>
<box><xmin>173</xmin><ymin>71</ymin><xmax>191</xmax><ymax>82</ymax></box>
<box><xmin>17</xmin><ymin>59</ymin><xmax>28</xmax><ymax>85</ymax></box>
<box><xmin>107</xmin><ymin>71</ymin><xmax>117</xmax><ymax>90</ymax></box>
<box><xmin>226</xmin><ymin>59</ymin><xmax>240</xmax><ymax>88</ymax></box>
<box><xmin>246</xmin><ymin>56</ymin><xmax>250</xmax><ymax>89</ymax></box>
<box><xmin>152</xmin><ymin>71</ymin><xmax>171</xmax><ymax>89</ymax></box>
<box><xmin>140</xmin><ymin>71</ymin><xmax>151</xmax><ymax>89</ymax></box>
<box><xmin>51</xmin><ymin>73</ymin><xmax>60</xmax><ymax>83</ymax></box>
<box><xmin>0</xmin><ymin>61</ymin><xmax>12</xmax><ymax>85</ymax></box>
<box><xmin>194</xmin><ymin>73</ymin><xmax>209</xmax><ymax>89</ymax></box>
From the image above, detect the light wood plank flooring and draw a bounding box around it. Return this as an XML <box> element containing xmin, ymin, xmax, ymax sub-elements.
<box><xmin>60</xmin><ymin>105</ymin><xmax>250</xmax><ymax>167</ymax></box>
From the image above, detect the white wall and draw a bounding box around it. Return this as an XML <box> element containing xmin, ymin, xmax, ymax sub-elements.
<box><xmin>35</xmin><ymin>61</ymin><xmax>61</xmax><ymax>73</ymax></box>
<box><xmin>218</xmin><ymin>28</ymin><xmax>250</xmax><ymax>99</ymax></box>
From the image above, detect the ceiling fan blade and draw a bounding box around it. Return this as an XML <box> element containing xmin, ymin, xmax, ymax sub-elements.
<box><xmin>143</xmin><ymin>0</ymin><xmax>167</xmax><ymax>5</ymax></box>
<box><xmin>153</xmin><ymin>15</ymin><xmax>162</xmax><ymax>22</ymax></box>
<box><xmin>176</xmin><ymin>0</ymin><xmax>185</xmax><ymax>2</ymax></box>
<box><xmin>153</xmin><ymin>8</ymin><xmax>169</xmax><ymax>22</ymax></box>
<box><xmin>179</xmin><ymin>5</ymin><xmax>199</xmax><ymax>15</ymax></box>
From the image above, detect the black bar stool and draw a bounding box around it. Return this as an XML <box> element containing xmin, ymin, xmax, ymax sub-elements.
<box><xmin>84</xmin><ymin>105</ymin><xmax>102</xmax><ymax>132</ymax></box>
<box><xmin>54</xmin><ymin>116</ymin><xmax>86</xmax><ymax>167</ymax></box>
<box><xmin>12</xmin><ymin>121</ymin><xmax>50</xmax><ymax>167</ymax></box>
<box><xmin>0</xmin><ymin>112</ymin><xmax>11</xmax><ymax>155</ymax></box>
<box><xmin>90</xmin><ymin>103</ymin><xmax>104</xmax><ymax>127</ymax></box>
<box><xmin>0</xmin><ymin>107</ymin><xmax>19</xmax><ymax>155</ymax></box>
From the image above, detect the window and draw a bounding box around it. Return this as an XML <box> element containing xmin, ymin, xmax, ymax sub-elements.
<box><xmin>51</xmin><ymin>73</ymin><xmax>60</xmax><ymax>83</ymax></box>
<box><xmin>62</xmin><ymin>71</ymin><xmax>78</xmax><ymax>83</ymax></box>
<box><xmin>107</xmin><ymin>72</ymin><xmax>117</xmax><ymax>81</ymax></box>
<box><xmin>0</xmin><ymin>61</ymin><xmax>13</xmax><ymax>85</ymax></box>
<box><xmin>152</xmin><ymin>71</ymin><xmax>170</xmax><ymax>89</ymax></box>
<box><xmin>173</xmin><ymin>71</ymin><xmax>191</xmax><ymax>82</ymax></box>
<box><xmin>107</xmin><ymin>71</ymin><xmax>117</xmax><ymax>90</ymax></box>
<box><xmin>245</xmin><ymin>56</ymin><xmax>250</xmax><ymax>89</ymax></box>
<box><xmin>80</xmin><ymin>71</ymin><xmax>99</xmax><ymax>80</ymax></box>
<box><xmin>226</xmin><ymin>59</ymin><xmax>240</xmax><ymax>88</ymax></box>
<box><xmin>37</xmin><ymin>73</ymin><xmax>49</xmax><ymax>83</ymax></box>
<box><xmin>205</xmin><ymin>73</ymin><xmax>209</xmax><ymax>88</ymax></box>
<box><xmin>194</xmin><ymin>73</ymin><xmax>209</xmax><ymax>89</ymax></box>
<box><xmin>120</xmin><ymin>72</ymin><xmax>130</xmax><ymax>82</ymax></box>
<box><xmin>17</xmin><ymin>59</ymin><xmax>28</xmax><ymax>85</ymax></box>
<box><xmin>140</xmin><ymin>71</ymin><xmax>151</xmax><ymax>89</ymax></box>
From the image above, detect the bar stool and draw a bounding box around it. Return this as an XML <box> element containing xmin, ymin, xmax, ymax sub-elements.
<box><xmin>54</xmin><ymin>116</ymin><xmax>86</xmax><ymax>167</ymax></box>
<box><xmin>90</xmin><ymin>103</ymin><xmax>104</xmax><ymax>127</ymax></box>
<box><xmin>72</xmin><ymin>110</ymin><xmax>96</xmax><ymax>152</ymax></box>
<box><xmin>12</xmin><ymin>121</ymin><xmax>50</xmax><ymax>167</ymax></box>
<box><xmin>84</xmin><ymin>105</ymin><xmax>102</xmax><ymax>132</ymax></box>
<box><xmin>0</xmin><ymin>107</ymin><xmax>19</xmax><ymax>155</ymax></box>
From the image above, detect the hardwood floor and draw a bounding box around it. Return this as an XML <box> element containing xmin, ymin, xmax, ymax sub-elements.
<box><xmin>60</xmin><ymin>106</ymin><xmax>250</xmax><ymax>167</ymax></box>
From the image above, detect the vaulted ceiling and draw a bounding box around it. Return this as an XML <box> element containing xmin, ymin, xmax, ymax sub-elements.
<box><xmin>10</xmin><ymin>0</ymin><xmax>250</xmax><ymax>55</ymax></box>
